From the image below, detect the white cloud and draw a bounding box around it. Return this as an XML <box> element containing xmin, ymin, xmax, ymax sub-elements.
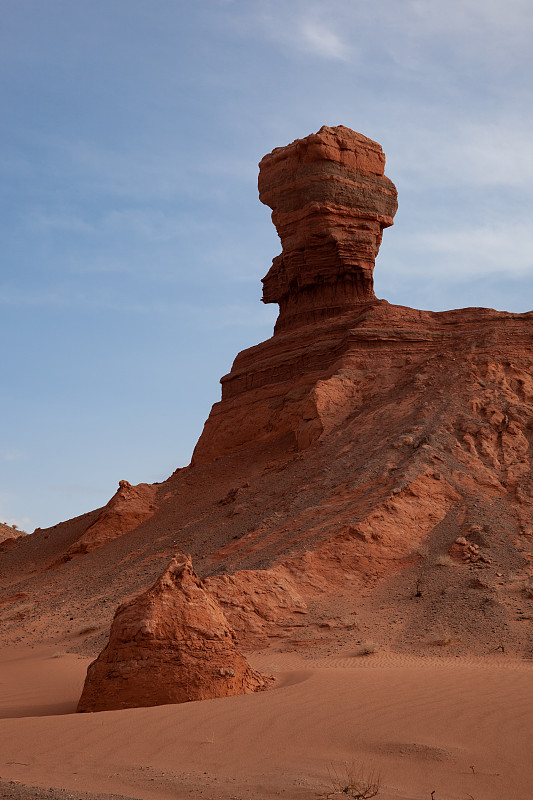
<box><xmin>0</xmin><ymin>286</ymin><xmax>70</xmax><ymax>308</ymax></box>
<box><xmin>299</xmin><ymin>18</ymin><xmax>350</xmax><ymax>62</ymax></box>
<box><xmin>246</xmin><ymin>3</ymin><xmax>352</xmax><ymax>63</ymax></box>
<box><xmin>406</xmin><ymin>0</ymin><xmax>533</xmax><ymax>40</ymax></box>
<box><xmin>244</xmin><ymin>0</ymin><xmax>533</xmax><ymax>67</ymax></box>
<box><xmin>390</xmin><ymin>118</ymin><xmax>533</xmax><ymax>191</ymax></box>
<box><xmin>392</xmin><ymin>220</ymin><xmax>533</xmax><ymax>279</ymax></box>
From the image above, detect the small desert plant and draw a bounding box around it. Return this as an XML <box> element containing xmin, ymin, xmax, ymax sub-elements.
<box><xmin>77</xmin><ymin>625</ymin><xmax>99</xmax><ymax>636</ymax></box>
<box><xmin>432</xmin><ymin>623</ymin><xmax>453</xmax><ymax>646</ymax></box>
<box><xmin>356</xmin><ymin>641</ymin><xmax>380</xmax><ymax>656</ymax></box>
<box><xmin>325</xmin><ymin>761</ymin><xmax>381</xmax><ymax>799</ymax></box>
<box><xmin>434</xmin><ymin>554</ymin><xmax>455</xmax><ymax>567</ymax></box>
<box><xmin>407</xmin><ymin>543</ymin><xmax>428</xmax><ymax>559</ymax></box>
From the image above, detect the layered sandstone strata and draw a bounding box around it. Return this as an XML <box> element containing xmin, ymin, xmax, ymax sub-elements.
<box><xmin>77</xmin><ymin>554</ymin><xmax>267</xmax><ymax>712</ymax></box>
<box><xmin>259</xmin><ymin>125</ymin><xmax>398</xmax><ymax>332</ymax></box>
<box><xmin>192</xmin><ymin>125</ymin><xmax>400</xmax><ymax>465</ymax></box>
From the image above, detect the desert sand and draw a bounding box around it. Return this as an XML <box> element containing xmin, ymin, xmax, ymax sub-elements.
<box><xmin>0</xmin><ymin>645</ymin><xmax>532</xmax><ymax>799</ymax></box>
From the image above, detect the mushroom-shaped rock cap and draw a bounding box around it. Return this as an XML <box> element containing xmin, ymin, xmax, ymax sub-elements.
<box><xmin>259</xmin><ymin>125</ymin><xmax>398</xmax><ymax>332</ymax></box>
<box><xmin>77</xmin><ymin>554</ymin><xmax>267</xmax><ymax>712</ymax></box>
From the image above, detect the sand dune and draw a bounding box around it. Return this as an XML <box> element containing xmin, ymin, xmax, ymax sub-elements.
<box><xmin>0</xmin><ymin>646</ymin><xmax>531</xmax><ymax>800</ymax></box>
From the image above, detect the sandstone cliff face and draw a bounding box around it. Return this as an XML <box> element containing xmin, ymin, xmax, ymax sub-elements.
<box><xmin>259</xmin><ymin>125</ymin><xmax>397</xmax><ymax>333</ymax></box>
<box><xmin>77</xmin><ymin>554</ymin><xmax>267</xmax><ymax>712</ymax></box>
<box><xmin>193</xmin><ymin>126</ymin><xmax>395</xmax><ymax>466</ymax></box>
<box><xmin>193</xmin><ymin>298</ymin><xmax>533</xmax><ymax>468</ymax></box>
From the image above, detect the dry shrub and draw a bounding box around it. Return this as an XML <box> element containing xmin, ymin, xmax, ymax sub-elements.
<box><xmin>507</xmin><ymin>575</ymin><xmax>533</xmax><ymax>598</ymax></box>
<box><xmin>325</xmin><ymin>761</ymin><xmax>381</xmax><ymax>799</ymax></box>
<box><xmin>433</xmin><ymin>623</ymin><xmax>453</xmax><ymax>646</ymax></box>
<box><xmin>77</xmin><ymin>625</ymin><xmax>99</xmax><ymax>636</ymax></box>
<box><xmin>356</xmin><ymin>641</ymin><xmax>380</xmax><ymax>656</ymax></box>
<box><xmin>434</xmin><ymin>554</ymin><xmax>455</xmax><ymax>567</ymax></box>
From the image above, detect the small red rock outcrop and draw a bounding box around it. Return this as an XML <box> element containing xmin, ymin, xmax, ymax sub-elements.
<box><xmin>61</xmin><ymin>480</ymin><xmax>157</xmax><ymax>562</ymax></box>
<box><xmin>259</xmin><ymin>125</ymin><xmax>398</xmax><ymax>332</ymax></box>
<box><xmin>77</xmin><ymin>554</ymin><xmax>267</xmax><ymax>712</ymax></box>
<box><xmin>0</xmin><ymin>523</ymin><xmax>25</xmax><ymax>544</ymax></box>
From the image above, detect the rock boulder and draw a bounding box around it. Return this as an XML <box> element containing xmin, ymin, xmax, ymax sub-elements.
<box><xmin>77</xmin><ymin>554</ymin><xmax>267</xmax><ymax>712</ymax></box>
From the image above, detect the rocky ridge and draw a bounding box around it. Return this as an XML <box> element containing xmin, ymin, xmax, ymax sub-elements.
<box><xmin>0</xmin><ymin>523</ymin><xmax>27</xmax><ymax>551</ymax></box>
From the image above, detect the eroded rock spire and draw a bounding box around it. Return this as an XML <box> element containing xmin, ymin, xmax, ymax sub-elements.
<box><xmin>259</xmin><ymin>125</ymin><xmax>398</xmax><ymax>332</ymax></box>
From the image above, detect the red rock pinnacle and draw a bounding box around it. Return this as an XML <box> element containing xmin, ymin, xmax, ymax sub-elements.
<box><xmin>259</xmin><ymin>125</ymin><xmax>398</xmax><ymax>332</ymax></box>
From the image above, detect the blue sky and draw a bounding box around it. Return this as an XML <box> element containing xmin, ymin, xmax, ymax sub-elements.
<box><xmin>2</xmin><ymin>0</ymin><xmax>533</xmax><ymax>531</ymax></box>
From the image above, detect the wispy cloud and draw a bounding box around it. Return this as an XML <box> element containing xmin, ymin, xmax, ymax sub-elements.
<box><xmin>299</xmin><ymin>18</ymin><xmax>350</xmax><ymax>62</ymax></box>
<box><xmin>392</xmin><ymin>220</ymin><xmax>533</xmax><ymax>278</ymax></box>
<box><xmin>28</xmin><ymin>212</ymin><xmax>96</xmax><ymax>234</ymax></box>
<box><xmin>390</xmin><ymin>118</ymin><xmax>533</xmax><ymax>191</ymax></box>
<box><xmin>0</xmin><ymin>286</ymin><xmax>71</xmax><ymax>308</ymax></box>
<box><xmin>241</xmin><ymin>0</ymin><xmax>533</xmax><ymax>84</ymax></box>
<box><xmin>404</xmin><ymin>0</ymin><xmax>533</xmax><ymax>42</ymax></box>
<box><xmin>246</xmin><ymin>3</ymin><xmax>352</xmax><ymax>63</ymax></box>
<box><xmin>2</xmin><ymin>449</ymin><xmax>26</xmax><ymax>462</ymax></box>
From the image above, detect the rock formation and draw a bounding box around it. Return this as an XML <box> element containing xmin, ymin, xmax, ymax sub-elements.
<box><xmin>59</xmin><ymin>480</ymin><xmax>157</xmax><ymax>562</ymax></box>
<box><xmin>259</xmin><ymin>125</ymin><xmax>398</xmax><ymax>332</ymax></box>
<box><xmin>192</xmin><ymin>125</ymin><xmax>400</xmax><ymax>465</ymax></box>
<box><xmin>0</xmin><ymin>523</ymin><xmax>25</xmax><ymax>544</ymax></box>
<box><xmin>77</xmin><ymin>554</ymin><xmax>267</xmax><ymax>712</ymax></box>
<box><xmin>1</xmin><ymin>125</ymin><xmax>533</xmax><ymax>667</ymax></box>
<box><xmin>0</xmin><ymin>522</ymin><xmax>26</xmax><ymax>552</ymax></box>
